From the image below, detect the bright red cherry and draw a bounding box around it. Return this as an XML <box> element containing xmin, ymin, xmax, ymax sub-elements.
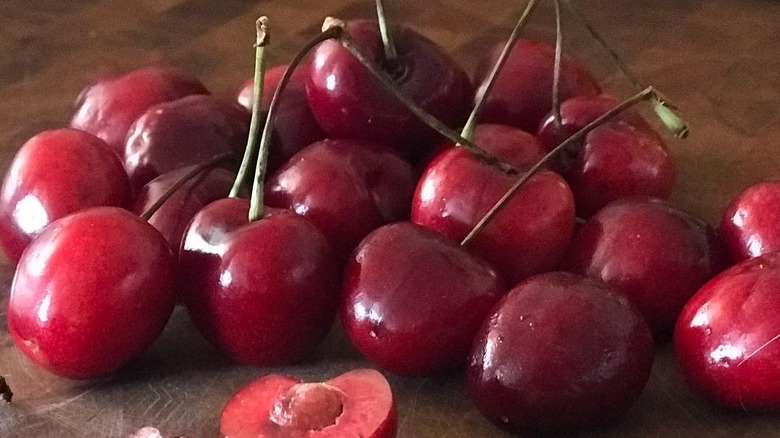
<box><xmin>468</xmin><ymin>272</ymin><xmax>654</xmax><ymax>435</ymax></box>
<box><xmin>124</xmin><ymin>95</ymin><xmax>249</xmax><ymax>191</ymax></box>
<box><xmin>675</xmin><ymin>252</ymin><xmax>780</xmax><ymax>409</ymax></box>
<box><xmin>70</xmin><ymin>66</ymin><xmax>209</xmax><ymax>156</ymax></box>
<box><xmin>341</xmin><ymin>222</ymin><xmax>506</xmax><ymax>376</ymax></box>
<box><xmin>178</xmin><ymin>198</ymin><xmax>339</xmax><ymax>365</ymax></box>
<box><xmin>7</xmin><ymin>207</ymin><xmax>176</xmax><ymax>379</ymax></box>
<box><xmin>473</xmin><ymin>39</ymin><xmax>600</xmax><ymax>133</ymax></box>
<box><xmin>0</xmin><ymin>129</ymin><xmax>131</xmax><ymax>264</ymax></box>
<box><xmin>220</xmin><ymin>369</ymin><xmax>396</xmax><ymax>438</ymax></box>
<box><xmin>720</xmin><ymin>181</ymin><xmax>780</xmax><ymax>263</ymax></box>
<box><xmin>565</xmin><ymin>198</ymin><xmax>726</xmax><ymax>333</ymax></box>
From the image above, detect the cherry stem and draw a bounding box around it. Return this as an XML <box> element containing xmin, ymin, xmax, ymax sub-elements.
<box><xmin>230</xmin><ymin>17</ymin><xmax>270</xmax><ymax>198</ymax></box>
<box><xmin>322</xmin><ymin>17</ymin><xmax>515</xmax><ymax>174</ymax></box>
<box><xmin>1</xmin><ymin>376</ymin><xmax>12</xmax><ymax>403</ymax></box>
<box><xmin>139</xmin><ymin>153</ymin><xmax>235</xmax><ymax>221</ymax></box>
<box><xmin>461</xmin><ymin>86</ymin><xmax>658</xmax><ymax>247</ymax></box>
<box><xmin>248</xmin><ymin>24</ymin><xmax>345</xmax><ymax>222</ymax></box>
<box><xmin>551</xmin><ymin>0</ymin><xmax>564</xmax><ymax>134</ymax></box>
<box><xmin>462</xmin><ymin>0</ymin><xmax>539</xmax><ymax>141</ymax></box>
<box><xmin>561</xmin><ymin>0</ymin><xmax>689</xmax><ymax>138</ymax></box>
<box><xmin>375</xmin><ymin>0</ymin><xmax>398</xmax><ymax>68</ymax></box>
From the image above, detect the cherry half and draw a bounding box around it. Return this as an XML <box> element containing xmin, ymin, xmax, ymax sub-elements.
<box><xmin>719</xmin><ymin>180</ymin><xmax>780</xmax><ymax>263</ymax></box>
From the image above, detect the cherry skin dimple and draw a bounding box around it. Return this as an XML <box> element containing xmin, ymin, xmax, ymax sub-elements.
<box><xmin>719</xmin><ymin>181</ymin><xmax>780</xmax><ymax>263</ymax></box>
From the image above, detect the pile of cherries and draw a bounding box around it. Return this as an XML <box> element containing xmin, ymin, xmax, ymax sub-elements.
<box><xmin>3</xmin><ymin>1</ymin><xmax>780</xmax><ymax>437</ymax></box>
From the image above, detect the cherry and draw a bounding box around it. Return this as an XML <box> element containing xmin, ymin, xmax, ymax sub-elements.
<box><xmin>473</xmin><ymin>39</ymin><xmax>600</xmax><ymax>133</ymax></box>
<box><xmin>178</xmin><ymin>198</ymin><xmax>340</xmax><ymax>365</ymax></box>
<box><xmin>7</xmin><ymin>207</ymin><xmax>176</xmax><ymax>379</ymax></box>
<box><xmin>265</xmin><ymin>138</ymin><xmax>416</xmax><ymax>264</ymax></box>
<box><xmin>220</xmin><ymin>369</ymin><xmax>396</xmax><ymax>438</ymax></box>
<box><xmin>675</xmin><ymin>252</ymin><xmax>780</xmax><ymax>409</ymax></box>
<box><xmin>0</xmin><ymin>128</ymin><xmax>131</xmax><ymax>264</ymax></box>
<box><xmin>468</xmin><ymin>271</ymin><xmax>654</xmax><ymax>434</ymax></box>
<box><xmin>124</xmin><ymin>95</ymin><xmax>249</xmax><ymax>191</ymax></box>
<box><xmin>719</xmin><ymin>181</ymin><xmax>780</xmax><ymax>263</ymax></box>
<box><xmin>341</xmin><ymin>222</ymin><xmax>506</xmax><ymax>376</ymax></box>
<box><xmin>237</xmin><ymin>64</ymin><xmax>325</xmax><ymax>172</ymax></box>
<box><xmin>70</xmin><ymin>66</ymin><xmax>209</xmax><ymax>156</ymax></box>
<box><xmin>307</xmin><ymin>19</ymin><xmax>472</xmax><ymax>155</ymax></box>
<box><xmin>565</xmin><ymin>198</ymin><xmax>726</xmax><ymax>333</ymax></box>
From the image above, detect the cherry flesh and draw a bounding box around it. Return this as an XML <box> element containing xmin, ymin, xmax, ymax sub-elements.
<box><xmin>565</xmin><ymin>198</ymin><xmax>726</xmax><ymax>333</ymax></box>
<box><xmin>675</xmin><ymin>252</ymin><xmax>780</xmax><ymax>409</ymax></box>
<box><xmin>307</xmin><ymin>20</ymin><xmax>472</xmax><ymax>155</ymax></box>
<box><xmin>265</xmin><ymin>139</ymin><xmax>416</xmax><ymax>264</ymax></box>
<box><xmin>70</xmin><ymin>66</ymin><xmax>209</xmax><ymax>156</ymax></box>
<box><xmin>341</xmin><ymin>222</ymin><xmax>506</xmax><ymax>376</ymax></box>
<box><xmin>468</xmin><ymin>271</ymin><xmax>654</xmax><ymax>435</ymax></box>
<box><xmin>0</xmin><ymin>128</ymin><xmax>131</xmax><ymax>264</ymax></box>
<box><xmin>473</xmin><ymin>39</ymin><xmax>601</xmax><ymax>134</ymax></box>
<box><xmin>220</xmin><ymin>369</ymin><xmax>396</xmax><ymax>438</ymax></box>
<box><xmin>178</xmin><ymin>198</ymin><xmax>339</xmax><ymax>365</ymax></box>
<box><xmin>7</xmin><ymin>207</ymin><xmax>176</xmax><ymax>379</ymax></box>
<box><xmin>719</xmin><ymin>181</ymin><xmax>780</xmax><ymax>263</ymax></box>
<box><xmin>124</xmin><ymin>95</ymin><xmax>249</xmax><ymax>191</ymax></box>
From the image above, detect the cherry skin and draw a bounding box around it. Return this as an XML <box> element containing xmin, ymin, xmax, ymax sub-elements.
<box><xmin>178</xmin><ymin>198</ymin><xmax>339</xmax><ymax>365</ymax></box>
<box><xmin>70</xmin><ymin>66</ymin><xmax>209</xmax><ymax>156</ymax></box>
<box><xmin>719</xmin><ymin>181</ymin><xmax>780</xmax><ymax>263</ymax></box>
<box><xmin>220</xmin><ymin>369</ymin><xmax>397</xmax><ymax>438</ymax></box>
<box><xmin>124</xmin><ymin>95</ymin><xmax>249</xmax><ymax>191</ymax></box>
<box><xmin>7</xmin><ymin>207</ymin><xmax>176</xmax><ymax>379</ymax></box>
<box><xmin>0</xmin><ymin>128</ymin><xmax>131</xmax><ymax>264</ymax></box>
<box><xmin>675</xmin><ymin>252</ymin><xmax>780</xmax><ymax>409</ymax></box>
<box><xmin>468</xmin><ymin>272</ymin><xmax>654</xmax><ymax>435</ymax></box>
<box><xmin>307</xmin><ymin>19</ymin><xmax>472</xmax><ymax>155</ymax></box>
<box><xmin>565</xmin><ymin>198</ymin><xmax>726</xmax><ymax>333</ymax></box>
<box><xmin>341</xmin><ymin>222</ymin><xmax>506</xmax><ymax>376</ymax></box>
<box><xmin>237</xmin><ymin>64</ymin><xmax>325</xmax><ymax>172</ymax></box>
<box><xmin>131</xmin><ymin>166</ymin><xmax>239</xmax><ymax>256</ymax></box>
<box><xmin>412</xmin><ymin>124</ymin><xmax>575</xmax><ymax>285</ymax></box>
<box><xmin>265</xmin><ymin>139</ymin><xmax>416</xmax><ymax>264</ymax></box>
<box><xmin>473</xmin><ymin>39</ymin><xmax>601</xmax><ymax>133</ymax></box>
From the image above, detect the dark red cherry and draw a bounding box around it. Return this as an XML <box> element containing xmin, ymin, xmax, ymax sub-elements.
<box><xmin>124</xmin><ymin>95</ymin><xmax>249</xmax><ymax>191</ymax></box>
<box><xmin>675</xmin><ymin>252</ymin><xmax>780</xmax><ymax>409</ymax></box>
<box><xmin>473</xmin><ymin>39</ymin><xmax>600</xmax><ymax>133</ymax></box>
<box><xmin>341</xmin><ymin>222</ymin><xmax>506</xmax><ymax>376</ymax></box>
<box><xmin>0</xmin><ymin>129</ymin><xmax>131</xmax><ymax>264</ymax></box>
<box><xmin>7</xmin><ymin>207</ymin><xmax>176</xmax><ymax>378</ymax></box>
<box><xmin>720</xmin><ymin>181</ymin><xmax>780</xmax><ymax>263</ymax></box>
<box><xmin>70</xmin><ymin>66</ymin><xmax>209</xmax><ymax>156</ymax></box>
<box><xmin>468</xmin><ymin>272</ymin><xmax>654</xmax><ymax>434</ymax></box>
<box><xmin>565</xmin><ymin>198</ymin><xmax>726</xmax><ymax>333</ymax></box>
<box><xmin>307</xmin><ymin>19</ymin><xmax>472</xmax><ymax>154</ymax></box>
<box><xmin>265</xmin><ymin>139</ymin><xmax>416</xmax><ymax>264</ymax></box>
<box><xmin>178</xmin><ymin>198</ymin><xmax>339</xmax><ymax>365</ymax></box>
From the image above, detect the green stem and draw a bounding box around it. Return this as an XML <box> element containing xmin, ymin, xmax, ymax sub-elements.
<box><xmin>462</xmin><ymin>0</ymin><xmax>539</xmax><ymax>141</ymax></box>
<box><xmin>552</xmin><ymin>0</ymin><xmax>564</xmax><ymax>133</ymax></box>
<box><xmin>460</xmin><ymin>86</ymin><xmax>658</xmax><ymax>247</ymax></box>
<box><xmin>375</xmin><ymin>0</ymin><xmax>398</xmax><ymax>68</ymax></box>
<box><xmin>230</xmin><ymin>17</ymin><xmax>270</xmax><ymax>198</ymax></box>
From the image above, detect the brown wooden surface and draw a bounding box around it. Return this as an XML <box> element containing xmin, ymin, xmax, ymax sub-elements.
<box><xmin>2</xmin><ymin>0</ymin><xmax>780</xmax><ymax>436</ymax></box>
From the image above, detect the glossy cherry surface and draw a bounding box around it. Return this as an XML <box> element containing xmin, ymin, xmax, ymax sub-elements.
<box><xmin>70</xmin><ymin>66</ymin><xmax>209</xmax><ymax>156</ymax></box>
<box><xmin>178</xmin><ymin>198</ymin><xmax>339</xmax><ymax>365</ymax></box>
<box><xmin>220</xmin><ymin>369</ymin><xmax>397</xmax><ymax>438</ymax></box>
<box><xmin>473</xmin><ymin>39</ymin><xmax>601</xmax><ymax>133</ymax></box>
<box><xmin>307</xmin><ymin>19</ymin><xmax>472</xmax><ymax>154</ymax></box>
<box><xmin>0</xmin><ymin>128</ymin><xmax>131</xmax><ymax>264</ymax></box>
<box><xmin>719</xmin><ymin>181</ymin><xmax>780</xmax><ymax>263</ymax></box>
<box><xmin>124</xmin><ymin>95</ymin><xmax>248</xmax><ymax>190</ymax></box>
<box><xmin>7</xmin><ymin>207</ymin><xmax>176</xmax><ymax>379</ymax></box>
<box><xmin>341</xmin><ymin>222</ymin><xmax>506</xmax><ymax>376</ymax></box>
<box><xmin>675</xmin><ymin>252</ymin><xmax>780</xmax><ymax>409</ymax></box>
<box><xmin>468</xmin><ymin>271</ymin><xmax>654</xmax><ymax>435</ymax></box>
<box><xmin>265</xmin><ymin>139</ymin><xmax>416</xmax><ymax>264</ymax></box>
<box><xmin>565</xmin><ymin>198</ymin><xmax>725</xmax><ymax>333</ymax></box>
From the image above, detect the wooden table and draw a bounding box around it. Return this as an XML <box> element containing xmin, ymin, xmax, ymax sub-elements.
<box><xmin>2</xmin><ymin>0</ymin><xmax>780</xmax><ymax>436</ymax></box>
